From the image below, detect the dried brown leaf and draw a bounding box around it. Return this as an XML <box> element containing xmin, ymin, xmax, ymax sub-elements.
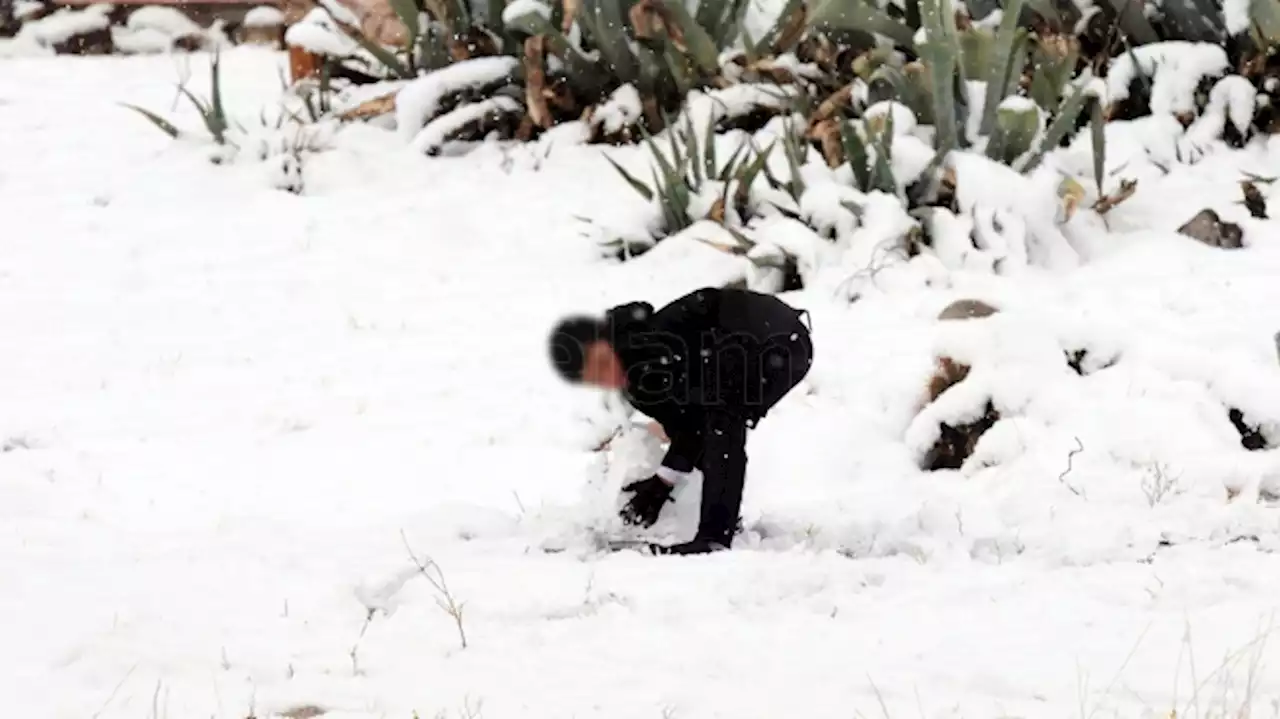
<box><xmin>1092</xmin><ymin>178</ymin><xmax>1138</xmax><ymax>215</ymax></box>
<box><xmin>337</xmin><ymin>91</ymin><xmax>397</xmax><ymax>120</ymax></box>
<box><xmin>523</xmin><ymin>35</ymin><xmax>554</xmax><ymax>129</ymax></box>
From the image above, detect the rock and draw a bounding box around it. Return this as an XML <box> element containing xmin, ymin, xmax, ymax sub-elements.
<box><xmin>922</xmin><ymin>400</ymin><xmax>1001</xmax><ymax>471</ymax></box>
<box><xmin>937</xmin><ymin>298</ymin><xmax>999</xmax><ymax>321</ymax></box>
<box><xmin>1178</xmin><ymin>209</ymin><xmax>1244</xmax><ymax>249</ymax></box>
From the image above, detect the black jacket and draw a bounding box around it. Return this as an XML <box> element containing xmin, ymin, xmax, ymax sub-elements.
<box><xmin>602</xmin><ymin>288</ymin><xmax>813</xmax><ymax>532</ymax></box>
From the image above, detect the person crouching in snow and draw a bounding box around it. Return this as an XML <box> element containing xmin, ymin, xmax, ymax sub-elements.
<box><xmin>548</xmin><ymin>287</ymin><xmax>814</xmax><ymax>555</ymax></box>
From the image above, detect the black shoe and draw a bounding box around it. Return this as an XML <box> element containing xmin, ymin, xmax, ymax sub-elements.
<box><xmin>648</xmin><ymin>538</ymin><xmax>729</xmax><ymax>555</ymax></box>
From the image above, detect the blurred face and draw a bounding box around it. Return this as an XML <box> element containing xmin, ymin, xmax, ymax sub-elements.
<box><xmin>582</xmin><ymin>340</ymin><xmax>626</xmax><ymax>390</ymax></box>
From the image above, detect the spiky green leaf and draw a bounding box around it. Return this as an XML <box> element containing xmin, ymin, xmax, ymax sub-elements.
<box><xmin>987</xmin><ymin>100</ymin><xmax>1038</xmax><ymax>165</ymax></box>
<box><xmin>1018</xmin><ymin>83</ymin><xmax>1091</xmax><ymax>173</ymax></box>
<box><xmin>755</xmin><ymin>0</ymin><xmax>802</xmax><ymax>55</ymax></box>
<box><xmin>663</xmin><ymin>0</ymin><xmax>722</xmax><ymax>74</ymax></box>
<box><xmin>781</xmin><ymin>120</ymin><xmax>807</xmax><ymax>198</ymax></box>
<box><xmin>348</xmin><ymin>29</ymin><xmax>413</xmax><ymax>78</ymax></box>
<box><xmin>208</xmin><ymin>49</ymin><xmax>227</xmax><ymax>142</ymax></box>
<box><xmin>919</xmin><ymin>0</ymin><xmax>960</xmax><ymax>153</ymax></box>
<box><xmin>585</xmin><ymin>0</ymin><xmax>640</xmax><ymax>83</ymax></box>
<box><xmin>1089</xmin><ymin>97</ymin><xmax>1105</xmax><ymax>195</ymax></box>
<box><xmin>704</xmin><ymin>111</ymin><xmax>719</xmax><ymax>180</ymax></box>
<box><xmin>868</xmin><ymin>112</ymin><xmax>896</xmax><ymax>193</ymax></box>
<box><xmin>718</xmin><ymin>139</ymin><xmax>751</xmax><ymax>182</ymax></box>
<box><xmin>387</xmin><ymin>0</ymin><xmax>421</xmax><ymax>44</ymax></box>
<box><xmin>809</xmin><ymin>0</ymin><xmax>916</xmax><ymax>48</ymax></box>
<box><xmin>418</xmin><ymin>22</ymin><xmax>453</xmax><ymax>71</ymax></box>
<box><xmin>735</xmin><ymin>139</ymin><xmax>776</xmax><ymax>189</ymax></box>
<box><xmin>1252</xmin><ymin>0</ymin><xmax>1280</xmax><ymax>44</ymax></box>
<box><xmin>605</xmin><ymin>153</ymin><xmax>656</xmax><ymax>201</ymax></box>
<box><xmin>121</xmin><ymin>103</ymin><xmax>181</xmax><ymax>139</ymax></box>
<box><xmin>838</xmin><ymin>116</ymin><xmax>871</xmax><ymax>190</ymax></box>
<box><xmin>685</xmin><ymin>115</ymin><xmax>703</xmax><ymax>186</ymax></box>
<box><xmin>979</xmin><ymin>0</ymin><xmax>1025</xmax><ymax>135</ymax></box>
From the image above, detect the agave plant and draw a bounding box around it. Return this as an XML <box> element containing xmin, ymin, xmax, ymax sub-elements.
<box><xmin>606</xmin><ymin>113</ymin><xmax>779</xmax><ymax>234</ymax></box>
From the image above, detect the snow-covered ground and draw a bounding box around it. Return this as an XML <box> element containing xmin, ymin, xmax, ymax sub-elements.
<box><xmin>5</xmin><ymin>49</ymin><xmax>1280</xmax><ymax>718</ymax></box>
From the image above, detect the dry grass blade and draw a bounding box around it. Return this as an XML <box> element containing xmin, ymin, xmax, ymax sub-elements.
<box><xmin>561</xmin><ymin>0</ymin><xmax>580</xmax><ymax>33</ymax></box>
<box><xmin>708</xmin><ymin>196</ymin><xmax>727</xmax><ymax>223</ymax></box>
<box><xmin>629</xmin><ymin>0</ymin><xmax>661</xmax><ymax>41</ymax></box>
<box><xmin>771</xmin><ymin>0</ymin><xmax>808</xmax><ymax>54</ymax></box>
<box><xmin>337</xmin><ymin>92</ymin><xmax>397</xmax><ymax>121</ymax></box>
<box><xmin>806</xmin><ymin>84</ymin><xmax>855</xmax><ymax>137</ymax></box>
<box><xmin>813</xmin><ymin>118</ymin><xmax>844</xmax><ymax>168</ymax></box>
<box><xmin>1058</xmin><ymin>176</ymin><xmax>1085</xmax><ymax>221</ymax></box>
<box><xmin>400</xmin><ymin>530</ymin><xmax>468</xmax><ymax>650</ymax></box>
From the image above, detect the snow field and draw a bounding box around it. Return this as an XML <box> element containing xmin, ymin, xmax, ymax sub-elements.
<box><xmin>3</xmin><ymin>49</ymin><xmax>1280</xmax><ymax>718</ymax></box>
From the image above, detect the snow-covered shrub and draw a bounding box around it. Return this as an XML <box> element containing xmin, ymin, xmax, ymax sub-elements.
<box><xmin>110</xmin><ymin>6</ymin><xmax>214</xmax><ymax>54</ymax></box>
<box><xmin>395</xmin><ymin>56</ymin><xmax>523</xmax><ymax>154</ymax></box>
<box><xmin>0</xmin><ymin>3</ymin><xmax>112</xmax><ymax>56</ymax></box>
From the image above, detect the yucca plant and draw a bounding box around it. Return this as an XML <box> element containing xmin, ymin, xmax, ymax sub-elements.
<box><xmin>123</xmin><ymin>48</ymin><xmax>230</xmax><ymax>146</ymax></box>
<box><xmin>506</xmin><ymin>0</ymin><xmax>814</xmax><ymax>139</ymax></box>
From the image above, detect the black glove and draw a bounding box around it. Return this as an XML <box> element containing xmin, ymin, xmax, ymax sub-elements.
<box><xmin>619</xmin><ymin>476</ymin><xmax>674</xmax><ymax>527</ymax></box>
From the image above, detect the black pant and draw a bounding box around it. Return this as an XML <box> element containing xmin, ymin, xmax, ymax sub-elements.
<box><xmin>666</xmin><ymin>326</ymin><xmax>813</xmax><ymax>543</ymax></box>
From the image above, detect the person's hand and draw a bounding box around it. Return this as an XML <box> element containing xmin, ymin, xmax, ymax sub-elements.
<box><xmin>619</xmin><ymin>476</ymin><xmax>673</xmax><ymax>527</ymax></box>
<box><xmin>646</xmin><ymin>421</ymin><xmax>669</xmax><ymax>442</ymax></box>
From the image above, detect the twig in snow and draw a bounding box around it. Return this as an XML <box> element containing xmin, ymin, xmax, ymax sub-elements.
<box><xmin>149</xmin><ymin>679</ymin><xmax>167</xmax><ymax>719</ymax></box>
<box><xmin>1082</xmin><ymin>621</ymin><xmax>1152</xmax><ymax>719</ymax></box>
<box><xmin>867</xmin><ymin>674</ymin><xmax>893</xmax><ymax>719</ymax></box>
<box><xmin>1140</xmin><ymin>462</ymin><xmax>1184</xmax><ymax>507</ymax></box>
<box><xmin>91</xmin><ymin>663</ymin><xmax>139</xmax><ymax>719</ymax></box>
<box><xmin>1058</xmin><ymin>437</ymin><xmax>1086</xmax><ymax>499</ymax></box>
<box><xmin>401</xmin><ymin>530</ymin><xmax>468</xmax><ymax>649</ymax></box>
<box><xmin>349</xmin><ymin>607</ymin><xmax>376</xmax><ymax>676</ymax></box>
<box><xmin>835</xmin><ymin>236</ymin><xmax>911</xmax><ymax>302</ymax></box>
